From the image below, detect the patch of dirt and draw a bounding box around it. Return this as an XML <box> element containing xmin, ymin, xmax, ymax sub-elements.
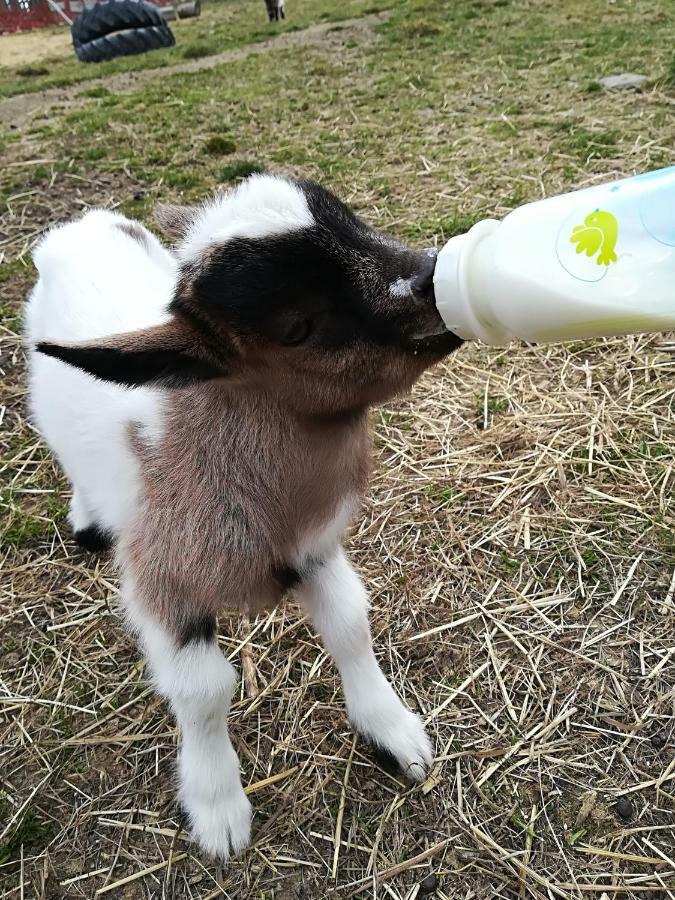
<box><xmin>0</xmin><ymin>13</ymin><xmax>386</xmax><ymax>130</ymax></box>
<box><xmin>0</xmin><ymin>25</ymin><xmax>73</xmax><ymax>67</ymax></box>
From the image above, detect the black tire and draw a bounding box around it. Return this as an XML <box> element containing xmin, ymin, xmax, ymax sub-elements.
<box><xmin>71</xmin><ymin>0</ymin><xmax>167</xmax><ymax>46</ymax></box>
<box><xmin>74</xmin><ymin>24</ymin><xmax>175</xmax><ymax>63</ymax></box>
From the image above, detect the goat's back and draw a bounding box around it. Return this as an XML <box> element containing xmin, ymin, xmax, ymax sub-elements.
<box><xmin>25</xmin><ymin>209</ymin><xmax>176</xmax><ymax>343</ymax></box>
<box><xmin>25</xmin><ymin>210</ymin><xmax>175</xmax><ymax>535</ymax></box>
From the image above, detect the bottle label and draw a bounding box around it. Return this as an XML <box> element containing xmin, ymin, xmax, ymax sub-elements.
<box><xmin>556</xmin><ymin>207</ymin><xmax>617</xmax><ymax>283</ymax></box>
<box><xmin>569</xmin><ymin>209</ymin><xmax>619</xmax><ymax>266</ymax></box>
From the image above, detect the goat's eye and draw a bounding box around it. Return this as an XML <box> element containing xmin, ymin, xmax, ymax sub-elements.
<box><xmin>280</xmin><ymin>317</ymin><xmax>312</xmax><ymax>346</ymax></box>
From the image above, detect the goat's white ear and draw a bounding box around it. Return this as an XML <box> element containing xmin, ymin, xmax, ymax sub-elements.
<box><xmin>36</xmin><ymin>318</ymin><xmax>225</xmax><ymax>388</ymax></box>
<box><xmin>154</xmin><ymin>203</ymin><xmax>199</xmax><ymax>241</ymax></box>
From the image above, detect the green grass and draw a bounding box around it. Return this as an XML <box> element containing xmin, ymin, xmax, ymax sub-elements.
<box><xmin>487</xmin><ymin>397</ymin><xmax>509</xmax><ymax>414</ymax></box>
<box><xmin>182</xmin><ymin>43</ymin><xmax>217</xmax><ymax>60</ymax></box>
<box><xmin>0</xmin><ymin>491</ymin><xmax>68</xmax><ymax>550</ymax></box>
<box><xmin>203</xmin><ymin>134</ymin><xmax>237</xmax><ymax>156</ymax></box>
<box><xmin>10</xmin><ymin>0</ymin><xmax>669</xmax><ymax>217</ymax></box>
<box><xmin>567</xmin><ymin>827</ymin><xmax>588</xmax><ymax>847</ymax></box>
<box><xmin>557</xmin><ymin>122</ymin><xmax>619</xmax><ymax>161</ymax></box>
<box><xmin>80</xmin><ymin>85</ymin><xmax>112</xmax><ymax>98</ymax></box>
<box><xmin>380</xmin><ymin>410</ymin><xmax>413</xmax><ymax>430</ymax></box>
<box><xmin>405</xmin><ymin>212</ymin><xmax>487</xmax><ymax>243</ymax></box>
<box><xmin>667</xmin><ymin>53</ymin><xmax>675</xmax><ymax>86</ymax></box>
<box><xmin>499</xmin><ymin>552</ymin><xmax>522</xmax><ymax>574</ymax></box>
<box><xmin>0</xmin><ymin>257</ymin><xmax>33</xmax><ymax>286</ymax></box>
<box><xmin>476</xmin><ymin>395</ymin><xmax>510</xmax><ymax>416</ymax></box>
<box><xmin>219</xmin><ymin>159</ymin><xmax>267</xmax><ymax>182</ymax></box>
<box><xmin>0</xmin><ymin>304</ymin><xmax>22</xmax><ymax>333</ymax></box>
<box><xmin>15</xmin><ymin>64</ymin><xmax>50</xmax><ymax>78</ymax></box>
<box><xmin>0</xmin><ymin>811</ymin><xmax>56</xmax><ymax>866</ymax></box>
<box><xmin>425</xmin><ymin>484</ymin><xmax>458</xmax><ymax>503</ymax></box>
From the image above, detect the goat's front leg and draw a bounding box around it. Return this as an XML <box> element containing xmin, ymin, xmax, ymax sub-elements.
<box><xmin>299</xmin><ymin>549</ymin><xmax>432</xmax><ymax>780</ymax></box>
<box><xmin>124</xmin><ymin>582</ymin><xmax>252</xmax><ymax>861</ymax></box>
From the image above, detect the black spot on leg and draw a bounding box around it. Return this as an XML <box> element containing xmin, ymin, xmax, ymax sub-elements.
<box><xmin>272</xmin><ymin>555</ymin><xmax>326</xmax><ymax>595</ymax></box>
<box><xmin>74</xmin><ymin>524</ymin><xmax>114</xmax><ymax>553</ymax></box>
<box><xmin>180</xmin><ymin>615</ymin><xmax>217</xmax><ymax>647</ymax></box>
<box><xmin>272</xmin><ymin>564</ymin><xmax>302</xmax><ymax>592</ymax></box>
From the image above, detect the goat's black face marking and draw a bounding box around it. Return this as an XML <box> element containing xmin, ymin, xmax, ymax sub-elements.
<box><xmin>74</xmin><ymin>524</ymin><xmax>114</xmax><ymax>553</ymax></box>
<box><xmin>174</xmin><ymin>178</ymin><xmax>462</xmax><ymax>359</ymax></box>
<box><xmin>183</xmin><ymin>231</ymin><xmax>368</xmax><ymax>352</ymax></box>
<box><xmin>279</xmin><ymin>316</ymin><xmax>312</xmax><ymax>346</ymax></box>
<box><xmin>180</xmin><ymin>615</ymin><xmax>217</xmax><ymax>647</ymax></box>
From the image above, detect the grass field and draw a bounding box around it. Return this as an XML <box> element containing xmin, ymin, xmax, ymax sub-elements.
<box><xmin>1</xmin><ymin>0</ymin><xmax>674</xmax><ymax>896</ymax></box>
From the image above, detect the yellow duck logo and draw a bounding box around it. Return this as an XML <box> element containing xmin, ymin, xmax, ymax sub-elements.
<box><xmin>570</xmin><ymin>209</ymin><xmax>618</xmax><ymax>266</ymax></box>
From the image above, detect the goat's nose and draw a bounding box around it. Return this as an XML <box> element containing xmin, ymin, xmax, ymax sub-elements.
<box><xmin>410</xmin><ymin>248</ymin><xmax>438</xmax><ymax>300</ymax></box>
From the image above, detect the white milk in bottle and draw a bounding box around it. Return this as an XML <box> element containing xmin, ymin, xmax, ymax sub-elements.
<box><xmin>433</xmin><ymin>167</ymin><xmax>675</xmax><ymax>345</ymax></box>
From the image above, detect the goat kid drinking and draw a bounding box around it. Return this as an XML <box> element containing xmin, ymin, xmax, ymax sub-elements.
<box><xmin>26</xmin><ymin>175</ymin><xmax>463</xmax><ymax>861</ymax></box>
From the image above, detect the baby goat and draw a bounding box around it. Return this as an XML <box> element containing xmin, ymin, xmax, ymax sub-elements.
<box><xmin>25</xmin><ymin>175</ymin><xmax>462</xmax><ymax>861</ymax></box>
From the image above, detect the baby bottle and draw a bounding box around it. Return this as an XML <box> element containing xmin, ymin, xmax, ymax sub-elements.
<box><xmin>433</xmin><ymin>166</ymin><xmax>675</xmax><ymax>345</ymax></box>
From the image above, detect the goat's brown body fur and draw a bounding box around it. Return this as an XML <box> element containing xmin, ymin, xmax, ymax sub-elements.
<box><xmin>123</xmin><ymin>383</ymin><xmax>370</xmax><ymax>637</ymax></box>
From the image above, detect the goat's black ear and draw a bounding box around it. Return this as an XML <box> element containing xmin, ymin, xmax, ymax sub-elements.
<box><xmin>36</xmin><ymin>319</ymin><xmax>225</xmax><ymax>388</ymax></box>
<box><xmin>154</xmin><ymin>203</ymin><xmax>199</xmax><ymax>241</ymax></box>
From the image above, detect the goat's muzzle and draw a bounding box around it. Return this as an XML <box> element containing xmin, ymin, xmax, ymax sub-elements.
<box><xmin>410</xmin><ymin>247</ymin><xmax>438</xmax><ymax>304</ymax></box>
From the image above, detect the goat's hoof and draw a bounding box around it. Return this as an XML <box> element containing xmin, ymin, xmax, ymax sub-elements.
<box><xmin>354</xmin><ymin>707</ymin><xmax>433</xmax><ymax>782</ymax></box>
<box><xmin>185</xmin><ymin>791</ymin><xmax>253</xmax><ymax>862</ymax></box>
<box><xmin>74</xmin><ymin>524</ymin><xmax>114</xmax><ymax>553</ymax></box>
<box><xmin>366</xmin><ymin>741</ymin><xmax>402</xmax><ymax>776</ymax></box>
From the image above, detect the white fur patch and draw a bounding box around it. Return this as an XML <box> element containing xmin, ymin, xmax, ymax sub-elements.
<box><xmin>389</xmin><ymin>276</ymin><xmax>414</xmax><ymax>299</ymax></box>
<box><xmin>68</xmin><ymin>489</ymin><xmax>93</xmax><ymax>533</ymax></box>
<box><xmin>177</xmin><ymin>175</ymin><xmax>314</xmax><ymax>263</ymax></box>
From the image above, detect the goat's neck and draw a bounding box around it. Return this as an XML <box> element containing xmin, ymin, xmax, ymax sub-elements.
<box><xmin>154</xmin><ymin>383</ymin><xmax>372</xmax><ymax>515</ymax></box>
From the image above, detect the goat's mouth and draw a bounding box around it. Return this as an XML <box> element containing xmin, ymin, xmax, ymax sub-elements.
<box><xmin>406</xmin><ymin>309</ymin><xmax>463</xmax><ymax>354</ymax></box>
<box><xmin>409</xmin><ymin>322</ymin><xmax>450</xmax><ymax>341</ymax></box>
<box><xmin>408</xmin><ymin>328</ymin><xmax>464</xmax><ymax>355</ymax></box>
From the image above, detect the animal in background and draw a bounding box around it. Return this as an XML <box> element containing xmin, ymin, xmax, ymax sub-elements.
<box><xmin>264</xmin><ymin>0</ymin><xmax>285</xmax><ymax>21</ymax></box>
